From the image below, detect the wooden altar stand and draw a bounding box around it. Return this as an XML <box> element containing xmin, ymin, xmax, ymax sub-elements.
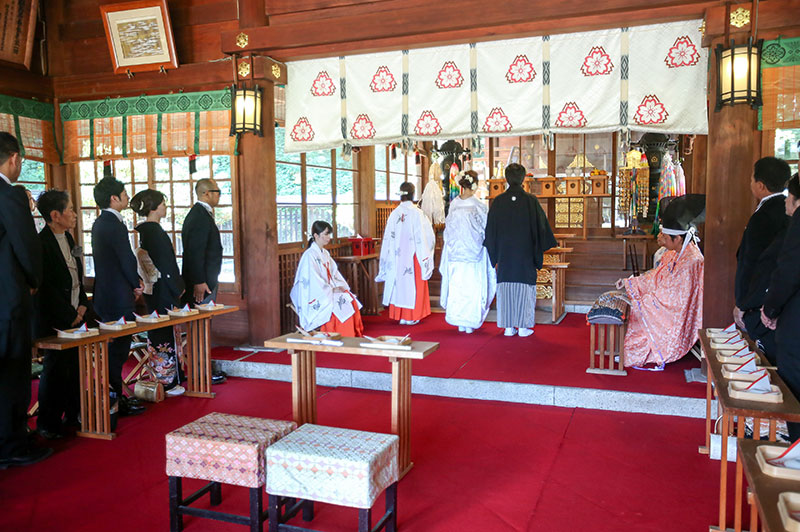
<box><xmin>698</xmin><ymin>329</ymin><xmax>800</xmax><ymax>532</ymax></box>
<box><xmin>537</xmin><ymin>246</ymin><xmax>572</xmax><ymax>324</ymax></box>
<box><xmin>334</xmin><ymin>252</ymin><xmax>381</xmax><ymax>315</ymax></box>
<box><xmin>263</xmin><ymin>334</ymin><xmax>438</xmax><ymax>478</ymax></box>
<box><xmin>34</xmin><ymin>306</ymin><xmax>238</xmax><ymax>440</ymax></box>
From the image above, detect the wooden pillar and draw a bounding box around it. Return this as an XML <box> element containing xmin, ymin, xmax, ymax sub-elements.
<box><xmin>357</xmin><ymin>146</ymin><xmax>377</xmax><ymax>237</ymax></box>
<box><xmin>703</xmin><ymin>38</ymin><xmax>761</xmax><ymax>327</ymax></box>
<box><xmin>237</xmin><ymin>0</ymin><xmax>279</xmax><ymax>343</ymax></box>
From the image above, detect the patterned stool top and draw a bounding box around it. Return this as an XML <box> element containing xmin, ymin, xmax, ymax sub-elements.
<box><xmin>266</xmin><ymin>424</ymin><xmax>398</xmax><ymax>509</ymax></box>
<box><xmin>166</xmin><ymin>412</ymin><xmax>297</xmax><ymax>488</ymax></box>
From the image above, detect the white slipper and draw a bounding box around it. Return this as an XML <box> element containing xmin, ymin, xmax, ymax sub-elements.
<box><xmin>518</xmin><ymin>328</ymin><xmax>534</xmax><ymax>337</ymax></box>
<box><xmin>504</xmin><ymin>328</ymin><xmax>517</xmax><ymax>336</ymax></box>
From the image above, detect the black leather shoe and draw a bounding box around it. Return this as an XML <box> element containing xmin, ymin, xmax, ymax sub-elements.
<box><xmin>119</xmin><ymin>397</ymin><xmax>146</xmax><ymax>417</ymax></box>
<box><xmin>36</xmin><ymin>427</ymin><xmax>63</xmax><ymax>440</ymax></box>
<box><xmin>212</xmin><ymin>370</ymin><xmax>227</xmax><ymax>385</ymax></box>
<box><xmin>0</xmin><ymin>446</ymin><xmax>53</xmax><ymax>470</ymax></box>
<box><xmin>125</xmin><ymin>396</ymin><xmax>143</xmax><ymax>407</ymax></box>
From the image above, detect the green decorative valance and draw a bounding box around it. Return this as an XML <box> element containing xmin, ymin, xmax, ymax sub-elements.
<box><xmin>60</xmin><ymin>89</ymin><xmax>232</xmax><ymax>122</ymax></box>
<box><xmin>762</xmin><ymin>37</ymin><xmax>800</xmax><ymax>68</ymax></box>
<box><xmin>0</xmin><ymin>94</ymin><xmax>55</xmax><ymax>121</ymax></box>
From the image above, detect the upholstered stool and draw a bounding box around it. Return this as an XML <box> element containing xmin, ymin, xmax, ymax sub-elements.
<box><xmin>265</xmin><ymin>424</ymin><xmax>399</xmax><ymax>532</ymax></box>
<box><xmin>166</xmin><ymin>412</ymin><xmax>297</xmax><ymax>532</ymax></box>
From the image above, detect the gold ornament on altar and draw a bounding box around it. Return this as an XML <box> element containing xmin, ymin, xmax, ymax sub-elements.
<box><xmin>238</xmin><ymin>61</ymin><xmax>251</xmax><ymax>78</ymax></box>
<box><xmin>699</xmin><ymin>20</ymin><xmax>706</xmax><ymax>36</ymax></box>
<box><xmin>236</xmin><ymin>32</ymin><xmax>249</xmax><ymax>48</ymax></box>
<box><xmin>272</xmin><ymin>64</ymin><xmax>282</xmax><ymax>79</ymax></box>
<box><xmin>730</xmin><ymin>7</ymin><xmax>750</xmax><ymax>28</ymax></box>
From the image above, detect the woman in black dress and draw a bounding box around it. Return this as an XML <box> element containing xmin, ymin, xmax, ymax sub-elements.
<box><xmin>131</xmin><ymin>189</ymin><xmax>185</xmax><ymax>395</ymax></box>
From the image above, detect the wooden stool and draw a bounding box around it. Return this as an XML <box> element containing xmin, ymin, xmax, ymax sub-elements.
<box><xmin>266</xmin><ymin>424</ymin><xmax>399</xmax><ymax>532</ymax></box>
<box><xmin>122</xmin><ymin>334</ymin><xmax>154</xmax><ymax>396</ymax></box>
<box><xmin>587</xmin><ymin>322</ymin><xmax>627</xmax><ymax>376</ymax></box>
<box><xmin>166</xmin><ymin>412</ymin><xmax>297</xmax><ymax>532</ymax></box>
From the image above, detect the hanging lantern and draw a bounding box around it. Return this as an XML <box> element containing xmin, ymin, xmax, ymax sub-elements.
<box><xmin>230</xmin><ymin>84</ymin><xmax>263</xmax><ymax>136</ymax></box>
<box><xmin>714</xmin><ymin>37</ymin><xmax>763</xmax><ymax>110</ymax></box>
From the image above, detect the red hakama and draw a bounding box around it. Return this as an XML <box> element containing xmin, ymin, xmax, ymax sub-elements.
<box><xmin>320</xmin><ymin>297</ymin><xmax>364</xmax><ymax>337</ymax></box>
<box><xmin>388</xmin><ymin>257</ymin><xmax>431</xmax><ymax>322</ymax></box>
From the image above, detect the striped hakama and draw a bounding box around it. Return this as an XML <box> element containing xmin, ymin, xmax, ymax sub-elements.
<box><xmin>496</xmin><ymin>282</ymin><xmax>536</xmax><ymax>329</ymax></box>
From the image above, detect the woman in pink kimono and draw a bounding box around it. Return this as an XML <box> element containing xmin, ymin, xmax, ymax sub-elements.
<box><xmin>616</xmin><ymin>195</ymin><xmax>705</xmax><ymax>369</ymax></box>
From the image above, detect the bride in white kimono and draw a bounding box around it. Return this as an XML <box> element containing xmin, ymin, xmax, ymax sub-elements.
<box><xmin>290</xmin><ymin>221</ymin><xmax>364</xmax><ymax>336</ymax></box>
<box><xmin>376</xmin><ymin>182</ymin><xmax>435</xmax><ymax>325</ymax></box>
<box><xmin>440</xmin><ymin>171</ymin><xmax>497</xmax><ymax>333</ymax></box>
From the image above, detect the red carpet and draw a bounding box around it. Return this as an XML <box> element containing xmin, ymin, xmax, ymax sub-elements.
<box><xmin>4</xmin><ymin>377</ymin><xmax>723</xmax><ymax>531</ymax></box>
<box><xmin>221</xmin><ymin>312</ymin><xmax>704</xmax><ymax>398</ymax></box>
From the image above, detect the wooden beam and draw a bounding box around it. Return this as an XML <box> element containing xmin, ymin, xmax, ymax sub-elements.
<box><xmin>703</xmin><ymin>0</ymin><xmax>800</xmax><ymax>41</ymax></box>
<box><xmin>52</xmin><ymin>60</ymin><xmax>234</xmax><ymax>101</ymax></box>
<box><xmin>0</xmin><ymin>66</ymin><xmax>53</xmax><ymax>100</ymax></box>
<box><xmin>356</xmin><ymin>147</ymin><xmax>376</xmax><ymax>238</ymax></box>
<box><xmin>224</xmin><ymin>0</ymin><xmax>716</xmax><ymax>60</ymax></box>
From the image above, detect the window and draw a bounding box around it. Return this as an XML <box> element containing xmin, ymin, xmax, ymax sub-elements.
<box><xmin>77</xmin><ymin>155</ymin><xmax>238</xmax><ymax>286</ymax></box>
<box><xmin>775</xmin><ymin>129</ymin><xmax>800</xmax><ymax>175</ymax></box>
<box><xmin>374</xmin><ymin>145</ymin><xmax>420</xmax><ymax>201</ymax></box>
<box><xmin>276</xmin><ymin>127</ymin><xmax>359</xmax><ymax>244</ymax></box>
<box><xmin>18</xmin><ymin>159</ymin><xmax>47</xmax><ymax>231</ymax></box>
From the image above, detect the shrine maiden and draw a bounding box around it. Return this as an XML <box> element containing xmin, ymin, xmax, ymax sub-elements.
<box><xmin>439</xmin><ymin>171</ymin><xmax>497</xmax><ymax>333</ymax></box>
<box><xmin>290</xmin><ymin>221</ymin><xmax>364</xmax><ymax>336</ymax></box>
<box><xmin>376</xmin><ymin>182</ymin><xmax>435</xmax><ymax>325</ymax></box>
<box><xmin>617</xmin><ymin>196</ymin><xmax>704</xmax><ymax>369</ymax></box>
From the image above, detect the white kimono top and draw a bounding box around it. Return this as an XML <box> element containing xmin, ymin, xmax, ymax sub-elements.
<box><xmin>376</xmin><ymin>201</ymin><xmax>435</xmax><ymax>309</ymax></box>
<box><xmin>439</xmin><ymin>196</ymin><xmax>497</xmax><ymax>326</ymax></box>
<box><xmin>290</xmin><ymin>242</ymin><xmax>362</xmax><ymax>331</ymax></box>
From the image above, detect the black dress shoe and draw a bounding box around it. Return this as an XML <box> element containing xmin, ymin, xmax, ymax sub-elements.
<box><xmin>212</xmin><ymin>370</ymin><xmax>227</xmax><ymax>385</ymax></box>
<box><xmin>0</xmin><ymin>446</ymin><xmax>53</xmax><ymax>470</ymax></box>
<box><xmin>119</xmin><ymin>397</ymin><xmax>146</xmax><ymax>417</ymax></box>
<box><xmin>36</xmin><ymin>427</ymin><xmax>64</xmax><ymax>440</ymax></box>
<box><xmin>125</xmin><ymin>396</ymin><xmax>143</xmax><ymax>407</ymax></box>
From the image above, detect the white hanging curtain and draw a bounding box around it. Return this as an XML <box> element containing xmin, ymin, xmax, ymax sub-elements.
<box><xmin>407</xmin><ymin>44</ymin><xmax>472</xmax><ymax>141</ymax></box>
<box><xmin>549</xmin><ymin>28</ymin><xmax>622</xmax><ymax>134</ymax></box>
<box><xmin>283</xmin><ymin>19</ymin><xmax>708</xmax><ymax>153</ymax></box>
<box><xmin>476</xmin><ymin>37</ymin><xmax>543</xmax><ymax>138</ymax></box>
<box><xmin>627</xmin><ymin>21</ymin><xmax>708</xmax><ymax>134</ymax></box>
<box><xmin>344</xmin><ymin>51</ymin><xmax>404</xmax><ymax>146</ymax></box>
<box><xmin>285</xmin><ymin>57</ymin><xmax>343</xmax><ymax>152</ymax></box>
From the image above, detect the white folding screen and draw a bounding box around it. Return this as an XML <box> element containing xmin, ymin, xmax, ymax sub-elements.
<box><xmin>283</xmin><ymin>19</ymin><xmax>708</xmax><ymax>152</ymax></box>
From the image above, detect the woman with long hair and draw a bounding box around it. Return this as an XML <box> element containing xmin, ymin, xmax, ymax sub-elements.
<box><xmin>439</xmin><ymin>170</ymin><xmax>496</xmax><ymax>333</ymax></box>
<box><xmin>290</xmin><ymin>220</ymin><xmax>364</xmax><ymax>336</ymax></box>
<box><xmin>131</xmin><ymin>189</ymin><xmax>185</xmax><ymax>395</ymax></box>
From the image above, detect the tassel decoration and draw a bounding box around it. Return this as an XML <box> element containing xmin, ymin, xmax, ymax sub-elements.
<box><xmin>189</xmin><ymin>154</ymin><xmax>197</xmax><ymax>175</ymax></box>
<box><xmin>103</xmin><ymin>160</ymin><xmax>112</xmax><ymax>179</ymax></box>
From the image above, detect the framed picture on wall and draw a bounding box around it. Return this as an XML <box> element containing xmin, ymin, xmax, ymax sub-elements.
<box><xmin>100</xmin><ymin>0</ymin><xmax>178</xmax><ymax>75</ymax></box>
<box><xmin>0</xmin><ymin>0</ymin><xmax>38</xmax><ymax>70</ymax></box>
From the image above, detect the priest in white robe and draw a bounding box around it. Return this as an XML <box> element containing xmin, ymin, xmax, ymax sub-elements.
<box><xmin>440</xmin><ymin>170</ymin><xmax>497</xmax><ymax>333</ymax></box>
<box><xmin>291</xmin><ymin>221</ymin><xmax>364</xmax><ymax>336</ymax></box>
<box><xmin>376</xmin><ymin>182</ymin><xmax>435</xmax><ymax>325</ymax></box>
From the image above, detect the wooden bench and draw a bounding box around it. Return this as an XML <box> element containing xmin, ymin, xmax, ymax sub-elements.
<box><xmin>587</xmin><ymin>322</ymin><xmax>627</xmax><ymax>376</ymax></box>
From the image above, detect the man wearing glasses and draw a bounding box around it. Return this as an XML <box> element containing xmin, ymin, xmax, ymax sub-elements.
<box><xmin>182</xmin><ymin>178</ymin><xmax>223</xmax><ymax>306</ymax></box>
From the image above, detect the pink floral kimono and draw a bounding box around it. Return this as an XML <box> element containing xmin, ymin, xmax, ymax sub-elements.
<box><xmin>623</xmin><ymin>242</ymin><xmax>704</xmax><ymax>368</ymax></box>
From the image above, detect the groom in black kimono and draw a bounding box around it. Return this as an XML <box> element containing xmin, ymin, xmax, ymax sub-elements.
<box><xmin>484</xmin><ymin>163</ymin><xmax>556</xmax><ymax>337</ymax></box>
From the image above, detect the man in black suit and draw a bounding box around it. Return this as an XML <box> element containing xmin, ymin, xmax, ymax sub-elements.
<box><xmin>91</xmin><ymin>176</ymin><xmax>145</xmax><ymax>416</ymax></box>
<box><xmin>182</xmin><ymin>178</ymin><xmax>223</xmax><ymax>304</ymax></box>
<box><xmin>0</xmin><ymin>132</ymin><xmax>49</xmax><ymax>469</ymax></box>
<box><xmin>35</xmin><ymin>190</ymin><xmax>90</xmax><ymax>438</ymax></box>
<box><xmin>733</xmin><ymin>157</ymin><xmax>791</xmax><ymax>329</ymax></box>
<box><xmin>762</xmin><ymin>173</ymin><xmax>800</xmax><ymax>440</ymax></box>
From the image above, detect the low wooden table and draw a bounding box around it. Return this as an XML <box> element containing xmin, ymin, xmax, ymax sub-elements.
<box><xmin>738</xmin><ymin>439</ymin><xmax>797</xmax><ymax>532</ymax></box>
<box><xmin>263</xmin><ymin>334</ymin><xmax>439</xmax><ymax>477</ymax></box>
<box><xmin>698</xmin><ymin>329</ymin><xmax>800</xmax><ymax>531</ymax></box>
<box><xmin>334</xmin><ymin>253</ymin><xmax>381</xmax><ymax>315</ymax></box>
<box><xmin>35</xmin><ymin>306</ymin><xmax>239</xmax><ymax>440</ymax></box>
